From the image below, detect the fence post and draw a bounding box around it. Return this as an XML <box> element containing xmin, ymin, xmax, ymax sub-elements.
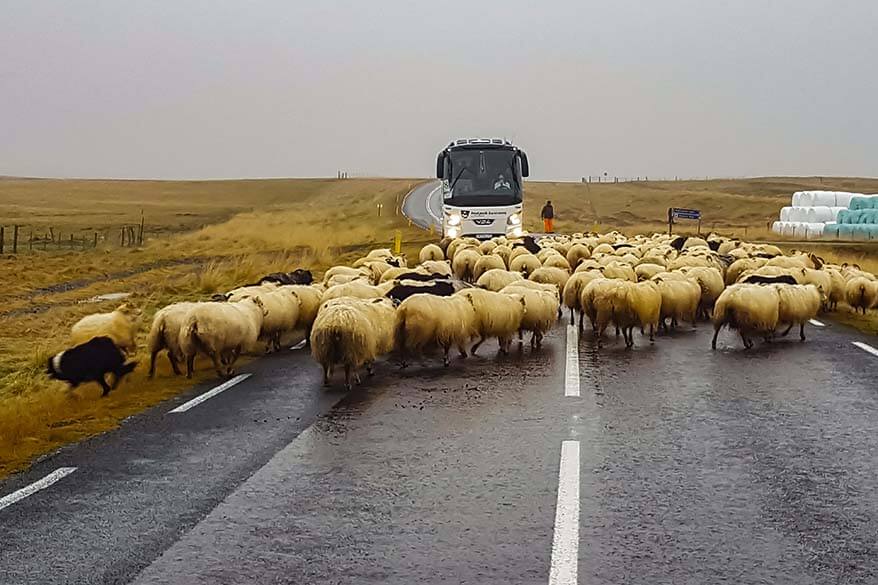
<box><xmin>139</xmin><ymin>210</ymin><xmax>144</xmax><ymax>245</ymax></box>
<box><xmin>94</xmin><ymin>232</ymin><xmax>99</xmax><ymax>248</ymax></box>
<box><xmin>69</xmin><ymin>234</ymin><xmax>73</xmax><ymax>248</ymax></box>
<box><xmin>121</xmin><ymin>227</ymin><xmax>126</xmax><ymax>247</ymax></box>
<box><xmin>57</xmin><ymin>231</ymin><xmax>62</xmax><ymax>249</ymax></box>
<box><xmin>29</xmin><ymin>230</ymin><xmax>33</xmax><ymax>252</ymax></box>
<box><xmin>12</xmin><ymin>225</ymin><xmax>18</xmax><ymax>254</ymax></box>
<box><xmin>0</xmin><ymin>226</ymin><xmax>4</xmax><ymax>254</ymax></box>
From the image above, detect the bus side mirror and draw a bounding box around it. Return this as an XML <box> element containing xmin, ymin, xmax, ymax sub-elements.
<box><xmin>436</xmin><ymin>153</ymin><xmax>445</xmax><ymax>179</ymax></box>
<box><xmin>520</xmin><ymin>152</ymin><xmax>530</xmax><ymax>177</ymax></box>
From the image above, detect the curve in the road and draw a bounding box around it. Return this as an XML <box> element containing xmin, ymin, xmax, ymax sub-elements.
<box><xmin>402</xmin><ymin>180</ymin><xmax>442</xmax><ymax>230</ymax></box>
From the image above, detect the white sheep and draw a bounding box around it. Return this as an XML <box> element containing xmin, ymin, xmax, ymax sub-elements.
<box><xmin>242</xmin><ymin>288</ymin><xmax>301</xmax><ymax>352</ymax></box>
<box><xmin>70</xmin><ymin>303</ymin><xmax>139</xmax><ymax>354</ymax></box>
<box><xmin>561</xmin><ymin>270</ymin><xmax>603</xmax><ymax>325</ymax></box>
<box><xmin>565</xmin><ymin>243</ymin><xmax>591</xmax><ymax>269</ymax></box>
<box><xmin>452</xmin><ymin>247</ymin><xmax>483</xmax><ymax>282</ymax></box>
<box><xmin>491</xmin><ymin>244</ymin><xmax>513</xmax><ymax>268</ymax></box>
<box><xmin>680</xmin><ymin>266</ymin><xmax>725</xmax><ymax>319</ymax></box>
<box><xmin>310</xmin><ymin>297</ymin><xmax>393</xmax><ymax>389</ymax></box>
<box><xmin>394</xmin><ymin>294</ymin><xmax>477</xmax><ymax>366</ymax></box>
<box><xmin>420</xmin><ymin>260</ymin><xmax>453</xmax><ymax>277</ymax></box>
<box><xmin>543</xmin><ymin>255</ymin><xmax>572</xmax><ymax>271</ymax></box>
<box><xmin>418</xmin><ymin>243</ymin><xmax>445</xmax><ymax>263</ymax></box>
<box><xmin>476</xmin><ymin>268</ymin><xmax>524</xmax><ymax>292</ymax></box>
<box><xmin>845</xmin><ymin>277</ymin><xmax>878</xmax><ymax>314</ymax></box>
<box><xmin>147</xmin><ymin>301</ymin><xmax>200</xmax><ymax>378</ymax></box>
<box><xmin>509</xmin><ymin>253</ymin><xmax>541</xmax><ymax>276</ymax></box>
<box><xmin>614</xmin><ymin>281</ymin><xmax>662</xmax><ymax>346</ymax></box>
<box><xmin>711</xmin><ymin>284</ymin><xmax>780</xmax><ymax>349</ymax></box>
<box><xmin>602</xmin><ymin>261</ymin><xmax>636</xmax><ymax>282</ymax></box>
<box><xmin>456</xmin><ymin>288</ymin><xmax>527</xmax><ymax>355</ymax></box>
<box><xmin>282</xmin><ymin>284</ymin><xmax>323</xmax><ymax>341</ymax></box>
<box><xmin>179</xmin><ymin>297</ymin><xmax>266</xmax><ymax>378</ymax></box>
<box><xmin>528</xmin><ymin>266</ymin><xmax>570</xmax><ymax>291</ymax></box>
<box><xmin>322</xmin><ymin>266</ymin><xmax>365</xmax><ymax>285</ymax></box>
<box><xmin>323</xmin><ymin>280</ymin><xmax>393</xmax><ymax>301</ymax></box>
<box><xmin>472</xmin><ymin>254</ymin><xmax>508</xmax><ymax>281</ymax></box>
<box><xmin>635</xmin><ymin>263</ymin><xmax>665</xmax><ymax>282</ymax></box>
<box><xmin>773</xmin><ymin>284</ymin><xmax>821</xmax><ymax>341</ymax></box>
<box><xmin>654</xmin><ymin>278</ymin><xmax>701</xmax><ymax>332</ymax></box>
<box><xmin>500</xmin><ymin>284</ymin><xmax>559</xmax><ymax>348</ymax></box>
<box><xmin>579</xmin><ymin>278</ymin><xmax>625</xmax><ymax>335</ymax></box>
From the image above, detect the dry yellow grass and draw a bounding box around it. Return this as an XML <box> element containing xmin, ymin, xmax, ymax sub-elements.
<box><xmin>1</xmin><ymin>175</ymin><xmax>876</xmax><ymax>476</ymax></box>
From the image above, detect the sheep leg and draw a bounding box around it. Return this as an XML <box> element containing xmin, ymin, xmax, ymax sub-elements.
<box><xmin>518</xmin><ymin>329</ymin><xmax>524</xmax><ymax>347</ymax></box>
<box><xmin>98</xmin><ymin>375</ymin><xmax>112</xmax><ymax>397</ymax></box>
<box><xmin>649</xmin><ymin>324</ymin><xmax>655</xmax><ymax>343</ymax></box>
<box><xmin>167</xmin><ymin>353</ymin><xmax>182</xmax><ymax>376</ymax></box>
<box><xmin>569</xmin><ymin>308</ymin><xmax>575</xmax><ymax>326</ymax></box>
<box><xmin>344</xmin><ymin>365</ymin><xmax>353</xmax><ymax>391</ymax></box>
<box><xmin>442</xmin><ymin>344</ymin><xmax>451</xmax><ymax>367</ymax></box>
<box><xmin>366</xmin><ymin>361</ymin><xmax>374</xmax><ymax>376</ymax></box>
<box><xmin>186</xmin><ymin>354</ymin><xmax>196</xmax><ymax>379</ymax></box>
<box><xmin>148</xmin><ymin>351</ymin><xmax>159</xmax><ymax>379</ymax></box>
<box><xmin>780</xmin><ymin>324</ymin><xmax>793</xmax><ymax>337</ymax></box>
<box><xmin>457</xmin><ymin>345</ymin><xmax>468</xmax><ymax>358</ymax></box>
<box><xmin>322</xmin><ymin>366</ymin><xmax>330</xmax><ymax>385</ymax></box>
<box><xmin>498</xmin><ymin>337</ymin><xmax>509</xmax><ymax>355</ymax></box>
<box><xmin>208</xmin><ymin>352</ymin><xmax>224</xmax><ymax>377</ymax></box>
<box><xmin>711</xmin><ymin>326</ymin><xmax>721</xmax><ymax>350</ymax></box>
<box><xmin>471</xmin><ymin>337</ymin><xmax>486</xmax><ymax>355</ymax></box>
<box><xmin>800</xmin><ymin>322</ymin><xmax>806</xmax><ymax>341</ymax></box>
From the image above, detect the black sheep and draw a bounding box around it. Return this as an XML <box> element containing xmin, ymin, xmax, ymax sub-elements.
<box><xmin>741</xmin><ymin>274</ymin><xmax>798</xmax><ymax>286</ymax></box>
<box><xmin>47</xmin><ymin>337</ymin><xmax>137</xmax><ymax>397</ymax></box>
<box><xmin>386</xmin><ymin>280</ymin><xmax>455</xmax><ymax>305</ymax></box>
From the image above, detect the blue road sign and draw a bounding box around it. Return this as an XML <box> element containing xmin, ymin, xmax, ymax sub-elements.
<box><xmin>671</xmin><ymin>208</ymin><xmax>701</xmax><ymax>220</ymax></box>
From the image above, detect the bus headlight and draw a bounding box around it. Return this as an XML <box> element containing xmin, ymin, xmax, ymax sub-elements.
<box><xmin>446</xmin><ymin>213</ymin><xmax>462</xmax><ymax>226</ymax></box>
<box><xmin>446</xmin><ymin>226</ymin><xmax>460</xmax><ymax>238</ymax></box>
<box><xmin>511</xmin><ymin>226</ymin><xmax>523</xmax><ymax>238</ymax></box>
<box><xmin>507</xmin><ymin>213</ymin><xmax>521</xmax><ymax>226</ymax></box>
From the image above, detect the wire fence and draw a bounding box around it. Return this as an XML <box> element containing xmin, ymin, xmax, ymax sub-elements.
<box><xmin>0</xmin><ymin>222</ymin><xmax>151</xmax><ymax>254</ymax></box>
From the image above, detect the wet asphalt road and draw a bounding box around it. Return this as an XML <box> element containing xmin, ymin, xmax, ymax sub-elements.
<box><xmin>402</xmin><ymin>180</ymin><xmax>443</xmax><ymax>230</ymax></box>
<box><xmin>2</xmin><ymin>316</ymin><xmax>878</xmax><ymax>584</ymax></box>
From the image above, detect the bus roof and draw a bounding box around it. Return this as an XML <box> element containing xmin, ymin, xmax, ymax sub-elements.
<box><xmin>445</xmin><ymin>138</ymin><xmax>518</xmax><ymax>150</ymax></box>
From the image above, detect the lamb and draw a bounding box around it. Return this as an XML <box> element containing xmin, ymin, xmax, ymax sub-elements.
<box><xmin>711</xmin><ymin>284</ymin><xmax>780</xmax><ymax>349</ymax></box>
<box><xmin>394</xmin><ymin>294</ymin><xmax>477</xmax><ymax>366</ymax></box>
<box><xmin>654</xmin><ymin>278</ymin><xmax>701</xmax><ymax>332</ymax></box>
<box><xmin>70</xmin><ymin>303</ymin><xmax>138</xmax><ymax>354</ymax></box>
<box><xmin>310</xmin><ymin>297</ymin><xmax>393</xmax><ymax>389</ymax></box>
<box><xmin>476</xmin><ymin>268</ymin><xmax>524</xmax><ymax>292</ymax></box>
<box><xmin>528</xmin><ymin>266</ymin><xmax>570</xmax><ymax>291</ymax></box>
<box><xmin>179</xmin><ymin>297</ymin><xmax>266</xmax><ymax>378</ymax></box>
<box><xmin>773</xmin><ymin>284</ymin><xmax>821</xmax><ymax>341</ymax></box>
<box><xmin>418</xmin><ymin>243</ymin><xmax>445</xmax><ymax>263</ymax></box>
<box><xmin>509</xmin><ymin>253</ymin><xmax>541</xmax><ymax>276</ymax></box>
<box><xmin>472</xmin><ymin>254</ymin><xmax>507</xmax><ymax>281</ymax></box>
<box><xmin>845</xmin><ymin>277</ymin><xmax>878</xmax><ymax>314</ymax></box>
<box><xmin>452</xmin><ymin>247</ymin><xmax>483</xmax><ymax>282</ymax></box>
<box><xmin>47</xmin><ymin>337</ymin><xmax>138</xmax><ymax>397</ymax></box>
<box><xmin>500</xmin><ymin>284</ymin><xmax>559</xmax><ymax>348</ymax></box>
<box><xmin>147</xmin><ymin>301</ymin><xmax>200</xmax><ymax>377</ymax></box>
<box><xmin>455</xmin><ymin>288</ymin><xmax>527</xmax><ymax>355</ymax></box>
<box><xmin>385</xmin><ymin>280</ymin><xmax>455</xmax><ymax>305</ymax></box>
<box><xmin>561</xmin><ymin>270</ymin><xmax>603</xmax><ymax>325</ymax></box>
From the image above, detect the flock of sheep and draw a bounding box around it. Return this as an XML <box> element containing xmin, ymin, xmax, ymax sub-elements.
<box><xmin>58</xmin><ymin>231</ymin><xmax>878</xmax><ymax>393</ymax></box>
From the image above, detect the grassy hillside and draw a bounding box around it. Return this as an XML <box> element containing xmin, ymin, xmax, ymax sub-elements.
<box><xmin>0</xmin><ymin>175</ymin><xmax>875</xmax><ymax>476</ymax></box>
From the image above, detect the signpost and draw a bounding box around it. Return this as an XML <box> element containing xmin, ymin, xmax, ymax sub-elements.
<box><xmin>668</xmin><ymin>207</ymin><xmax>702</xmax><ymax>235</ymax></box>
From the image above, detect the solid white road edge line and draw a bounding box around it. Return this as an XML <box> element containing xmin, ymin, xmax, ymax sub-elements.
<box><xmin>0</xmin><ymin>467</ymin><xmax>77</xmax><ymax>513</ymax></box>
<box><xmin>169</xmin><ymin>373</ymin><xmax>253</xmax><ymax>414</ymax></box>
<box><xmin>549</xmin><ymin>440</ymin><xmax>580</xmax><ymax>585</ymax></box>
<box><xmin>426</xmin><ymin>184</ymin><xmax>442</xmax><ymax>223</ymax></box>
<box><xmin>852</xmin><ymin>341</ymin><xmax>878</xmax><ymax>358</ymax></box>
<box><xmin>808</xmin><ymin>319</ymin><xmax>825</xmax><ymax>327</ymax></box>
<box><xmin>565</xmin><ymin>325</ymin><xmax>580</xmax><ymax>397</ymax></box>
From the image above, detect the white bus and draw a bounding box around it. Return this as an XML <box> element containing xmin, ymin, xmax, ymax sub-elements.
<box><xmin>435</xmin><ymin>138</ymin><xmax>529</xmax><ymax>239</ymax></box>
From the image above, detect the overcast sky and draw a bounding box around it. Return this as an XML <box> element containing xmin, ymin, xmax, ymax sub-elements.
<box><xmin>2</xmin><ymin>1</ymin><xmax>876</xmax><ymax>180</ymax></box>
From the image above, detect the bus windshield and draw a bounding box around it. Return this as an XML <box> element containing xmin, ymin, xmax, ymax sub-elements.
<box><xmin>446</xmin><ymin>148</ymin><xmax>522</xmax><ymax>205</ymax></box>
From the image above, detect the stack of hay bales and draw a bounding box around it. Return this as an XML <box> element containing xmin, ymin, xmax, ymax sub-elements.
<box><xmin>771</xmin><ymin>191</ymin><xmax>878</xmax><ymax>240</ymax></box>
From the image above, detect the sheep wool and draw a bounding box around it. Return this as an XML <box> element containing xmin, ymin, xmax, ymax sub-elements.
<box><xmin>712</xmin><ymin>284</ymin><xmax>780</xmax><ymax>349</ymax></box>
<box><xmin>179</xmin><ymin>297</ymin><xmax>265</xmax><ymax>378</ymax></box>
<box><xmin>509</xmin><ymin>253</ymin><xmax>541</xmax><ymax>277</ymax></box>
<box><xmin>500</xmin><ymin>284</ymin><xmax>559</xmax><ymax>348</ymax></box>
<box><xmin>472</xmin><ymin>254</ymin><xmax>508</xmax><ymax>281</ymax></box>
<box><xmin>845</xmin><ymin>277</ymin><xmax>878</xmax><ymax>314</ymax></box>
<box><xmin>476</xmin><ymin>268</ymin><xmax>524</xmax><ymax>292</ymax></box>
<box><xmin>394</xmin><ymin>294</ymin><xmax>477</xmax><ymax>366</ymax></box>
<box><xmin>147</xmin><ymin>301</ymin><xmax>200</xmax><ymax>378</ymax></box>
<box><xmin>773</xmin><ymin>284</ymin><xmax>821</xmax><ymax>341</ymax></box>
<box><xmin>528</xmin><ymin>266</ymin><xmax>570</xmax><ymax>291</ymax></box>
<box><xmin>452</xmin><ymin>248</ymin><xmax>483</xmax><ymax>282</ymax></box>
<box><xmin>70</xmin><ymin>304</ymin><xmax>138</xmax><ymax>354</ymax></box>
<box><xmin>455</xmin><ymin>288</ymin><xmax>527</xmax><ymax>355</ymax></box>
<box><xmin>418</xmin><ymin>243</ymin><xmax>445</xmax><ymax>263</ymax></box>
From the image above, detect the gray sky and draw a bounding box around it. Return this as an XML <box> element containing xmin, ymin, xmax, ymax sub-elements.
<box><xmin>2</xmin><ymin>1</ymin><xmax>876</xmax><ymax>180</ymax></box>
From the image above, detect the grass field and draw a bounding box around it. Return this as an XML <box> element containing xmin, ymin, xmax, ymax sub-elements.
<box><xmin>0</xmin><ymin>175</ymin><xmax>876</xmax><ymax>476</ymax></box>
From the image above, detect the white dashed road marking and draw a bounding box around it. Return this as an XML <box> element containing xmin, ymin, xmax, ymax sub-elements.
<box><xmin>169</xmin><ymin>373</ymin><xmax>252</xmax><ymax>413</ymax></box>
<box><xmin>808</xmin><ymin>319</ymin><xmax>825</xmax><ymax>327</ymax></box>
<box><xmin>0</xmin><ymin>467</ymin><xmax>77</xmax><ymax>513</ymax></box>
<box><xmin>565</xmin><ymin>325</ymin><xmax>580</xmax><ymax>397</ymax></box>
<box><xmin>549</xmin><ymin>440</ymin><xmax>580</xmax><ymax>585</ymax></box>
<box><xmin>852</xmin><ymin>341</ymin><xmax>878</xmax><ymax>358</ymax></box>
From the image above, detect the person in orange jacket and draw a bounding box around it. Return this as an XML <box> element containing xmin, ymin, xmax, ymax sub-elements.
<box><xmin>540</xmin><ymin>200</ymin><xmax>555</xmax><ymax>233</ymax></box>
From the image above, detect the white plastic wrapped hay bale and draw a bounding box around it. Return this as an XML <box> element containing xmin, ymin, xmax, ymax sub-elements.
<box><xmin>771</xmin><ymin>221</ymin><xmax>785</xmax><ymax>235</ymax></box>
<box><xmin>829</xmin><ymin>206</ymin><xmax>847</xmax><ymax>220</ymax></box>
<box><xmin>805</xmin><ymin>223</ymin><xmax>825</xmax><ymax>240</ymax></box>
<box><xmin>781</xmin><ymin>222</ymin><xmax>797</xmax><ymax>238</ymax></box>
<box><xmin>793</xmin><ymin>223</ymin><xmax>809</xmax><ymax>239</ymax></box>
<box><xmin>834</xmin><ymin>192</ymin><xmax>855</xmax><ymax>208</ymax></box>
<box><xmin>805</xmin><ymin>207</ymin><xmax>835</xmax><ymax>222</ymax></box>
<box><xmin>787</xmin><ymin>207</ymin><xmax>810</xmax><ymax>222</ymax></box>
<box><xmin>779</xmin><ymin>206</ymin><xmax>793</xmax><ymax>221</ymax></box>
<box><xmin>791</xmin><ymin>191</ymin><xmax>805</xmax><ymax>206</ymax></box>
